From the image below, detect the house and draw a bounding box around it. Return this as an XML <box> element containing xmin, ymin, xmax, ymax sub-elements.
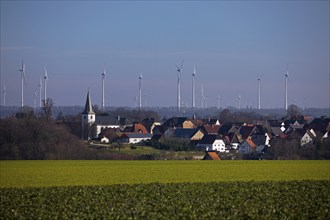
<box><xmin>300</xmin><ymin>129</ymin><xmax>317</xmax><ymax>147</ymax></box>
<box><xmin>95</xmin><ymin>116</ymin><xmax>121</xmax><ymax>137</ymax></box>
<box><xmin>197</xmin><ymin>134</ymin><xmax>226</xmax><ymax>152</ymax></box>
<box><xmin>202</xmin><ymin>151</ymin><xmax>221</xmax><ymax>160</ymax></box>
<box><xmin>270</xmin><ymin>127</ymin><xmax>284</xmax><ymax>138</ymax></box>
<box><xmin>141</xmin><ymin>118</ymin><xmax>161</xmax><ymax>134</ymax></box>
<box><xmin>123</xmin><ymin>123</ymin><xmax>148</xmax><ymax>133</ymax></box>
<box><xmin>218</xmin><ymin>123</ymin><xmax>236</xmax><ymax>136</ymax></box>
<box><xmin>117</xmin><ymin>133</ymin><xmax>153</xmax><ymax>144</ymax></box>
<box><xmin>173</xmin><ymin>128</ymin><xmax>204</xmax><ymax>142</ymax></box>
<box><xmin>163</xmin><ymin>117</ymin><xmax>195</xmax><ymax>129</ymax></box>
<box><xmin>239</xmin><ymin>135</ymin><xmax>267</xmax><ymax>156</ymax></box>
<box><xmin>98</xmin><ymin>127</ymin><xmax>122</xmax><ymax>143</ymax></box>
<box><xmin>225</xmin><ymin>132</ymin><xmax>241</xmax><ymax>150</ymax></box>
<box><xmin>152</xmin><ymin>125</ymin><xmax>166</xmax><ymax>135</ymax></box>
<box><xmin>201</xmin><ymin>124</ymin><xmax>221</xmax><ymax>135</ymax></box>
<box><xmin>239</xmin><ymin>137</ymin><xmax>257</xmax><ymax>155</ymax></box>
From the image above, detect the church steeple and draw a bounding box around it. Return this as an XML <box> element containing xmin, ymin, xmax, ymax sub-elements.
<box><xmin>83</xmin><ymin>90</ymin><xmax>95</xmax><ymax>114</ymax></box>
<box><xmin>82</xmin><ymin>89</ymin><xmax>95</xmax><ymax>140</ymax></box>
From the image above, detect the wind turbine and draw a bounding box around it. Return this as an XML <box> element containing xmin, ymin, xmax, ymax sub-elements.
<box><xmin>2</xmin><ymin>85</ymin><xmax>6</xmax><ymax>106</ymax></box>
<box><xmin>38</xmin><ymin>77</ymin><xmax>42</xmax><ymax>108</ymax></box>
<box><xmin>176</xmin><ymin>60</ymin><xmax>183</xmax><ymax>112</ymax></box>
<box><xmin>201</xmin><ymin>84</ymin><xmax>207</xmax><ymax>109</ymax></box>
<box><xmin>101</xmin><ymin>67</ymin><xmax>106</xmax><ymax>110</ymax></box>
<box><xmin>284</xmin><ymin>69</ymin><xmax>289</xmax><ymax>110</ymax></box>
<box><xmin>192</xmin><ymin>65</ymin><xmax>196</xmax><ymax>109</ymax></box>
<box><xmin>237</xmin><ymin>95</ymin><xmax>242</xmax><ymax>110</ymax></box>
<box><xmin>138</xmin><ymin>74</ymin><xmax>143</xmax><ymax>110</ymax></box>
<box><xmin>257</xmin><ymin>73</ymin><xmax>263</xmax><ymax>110</ymax></box>
<box><xmin>19</xmin><ymin>60</ymin><xmax>26</xmax><ymax>107</ymax></box>
<box><xmin>217</xmin><ymin>95</ymin><xmax>222</xmax><ymax>110</ymax></box>
<box><xmin>33</xmin><ymin>92</ymin><xmax>37</xmax><ymax>112</ymax></box>
<box><xmin>43</xmin><ymin>66</ymin><xmax>48</xmax><ymax>106</ymax></box>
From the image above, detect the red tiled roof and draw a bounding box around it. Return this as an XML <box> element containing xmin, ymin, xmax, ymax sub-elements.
<box><xmin>246</xmin><ymin>137</ymin><xmax>257</xmax><ymax>148</ymax></box>
<box><xmin>207</xmin><ymin>152</ymin><xmax>221</xmax><ymax>160</ymax></box>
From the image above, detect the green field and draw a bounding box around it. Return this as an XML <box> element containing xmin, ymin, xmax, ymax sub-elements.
<box><xmin>1</xmin><ymin>160</ymin><xmax>329</xmax><ymax>219</ymax></box>
<box><xmin>1</xmin><ymin>160</ymin><xmax>329</xmax><ymax>187</ymax></box>
<box><xmin>1</xmin><ymin>181</ymin><xmax>329</xmax><ymax>219</ymax></box>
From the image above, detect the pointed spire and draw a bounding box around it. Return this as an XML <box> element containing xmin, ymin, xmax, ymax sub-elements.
<box><xmin>83</xmin><ymin>89</ymin><xmax>95</xmax><ymax>114</ymax></box>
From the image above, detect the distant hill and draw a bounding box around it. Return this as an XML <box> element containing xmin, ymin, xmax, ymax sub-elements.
<box><xmin>1</xmin><ymin>105</ymin><xmax>329</xmax><ymax>119</ymax></box>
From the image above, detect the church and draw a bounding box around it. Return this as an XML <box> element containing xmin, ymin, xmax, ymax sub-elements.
<box><xmin>81</xmin><ymin>90</ymin><xmax>121</xmax><ymax>140</ymax></box>
<box><xmin>81</xmin><ymin>90</ymin><xmax>95</xmax><ymax>140</ymax></box>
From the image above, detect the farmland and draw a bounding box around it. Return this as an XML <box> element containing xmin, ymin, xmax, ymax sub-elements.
<box><xmin>1</xmin><ymin>160</ymin><xmax>329</xmax><ymax>188</ymax></box>
<box><xmin>1</xmin><ymin>160</ymin><xmax>329</xmax><ymax>219</ymax></box>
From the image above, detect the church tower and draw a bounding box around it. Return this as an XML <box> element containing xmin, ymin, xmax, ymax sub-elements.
<box><xmin>82</xmin><ymin>90</ymin><xmax>95</xmax><ymax>140</ymax></box>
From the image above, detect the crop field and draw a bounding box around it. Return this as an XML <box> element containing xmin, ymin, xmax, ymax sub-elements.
<box><xmin>1</xmin><ymin>160</ymin><xmax>329</xmax><ymax>219</ymax></box>
<box><xmin>1</xmin><ymin>160</ymin><xmax>329</xmax><ymax>187</ymax></box>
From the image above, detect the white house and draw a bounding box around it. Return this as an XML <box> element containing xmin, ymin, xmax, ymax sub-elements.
<box><xmin>301</xmin><ymin>129</ymin><xmax>316</xmax><ymax>147</ymax></box>
<box><xmin>117</xmin><ymin>133</ymin><xmax>153</xmax><ymax>144</ymax></box>
<box><xmin>197</xmin><ymin>135</ymin><xmax>226</xmax><ymax>152</ymax></box>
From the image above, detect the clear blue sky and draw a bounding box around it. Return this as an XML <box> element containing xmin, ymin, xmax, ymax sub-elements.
<box><xmin>1</xmin><ymin>1</ymin><xmax>329</xmax><ymax>109</ymax></box>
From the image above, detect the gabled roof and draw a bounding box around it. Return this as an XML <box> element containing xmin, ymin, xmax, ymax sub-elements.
<box><xmin>142</xmin><ymin>118</ymin><xmax>155</xmax><ymax>132</ymax></box>
<box><xmin>173</xmin><ymin>128</ymin><xmax>199</xmax><ymax>139</ymax></box>
<box><xmin>99</xmin><ymin>127</ymin><xmax>122</xmax><ymax>138</ymax></box>
<box><xmin>218</xmin><ymin>123</ymin><xmax>234</xmax><ymax>135</ymax></box>
<box><xmin>227</xmin><ymin>132</ymin><xmax>240</xmax><ymax>144</ymax></box>
<box><xmin>238</xmin><ymin>125</ymin><xmax>255</xmax><ymax>140</ymax></box>
<box><xmin>251</xmin><ymin>135</ymin><xmax>266</xmax><ymax>146</ymax></box>
<box><xmin>202</xmin><ymin>125</ymin><xmax>221</xmax><ymax>135</ymax></box>
<box><xmin>163</xmin><ymin>117</ymin><xmax>187</xmax><ymax>128</ymax></box>
<box><xmin>203</xmin><ymin>151</ymin><xmax>221</xmax><ymax>160</ymax></box>
<box><xmin>152</xmin><ymin>125</ymin><xmax>166</xmax><ymax>134</ymax></box>
<box><xmin>271</xmin><ymin>127</ymin><xmax>283</xmax><ymax>137</ymax></box>
<box><xmin>124</xmin><ymin>123</ymin><xmax>148</xmax><ymax>133</ymax></box>
<box><xmin>305</xmin><ymin>118</ymin><xmax>330</xmax><ymax>133</ymax></box>
<box><xmin>245</xmin><ymin>137</ymin><xmax>257</xmax><ymax>148</ymax></box>
<box><xmin>199</xmin><ymin>134</ymin><xmax>218</xmax><ymax>145</ymax></box>
<box><xmin>95</xmin><ymin>116</ymin><xmax>119</xmax><ymax>125</ymax></box>
<box><xmin>82</xmin><ymin>90</ymin><xmax>94</xmax><ymax>114</ymax></box>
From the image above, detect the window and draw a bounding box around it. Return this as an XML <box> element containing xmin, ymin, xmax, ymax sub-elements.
<box><xmin>90</xmin><ymin>115</ymin><xmax>93</xmax><ymax>119</ymax></box>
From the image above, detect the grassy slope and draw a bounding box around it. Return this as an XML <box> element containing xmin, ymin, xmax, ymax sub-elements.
<box><xmin>1</xmin><ymin>160</ymin><xmax>329</xmax><ymax>188</ymax></box>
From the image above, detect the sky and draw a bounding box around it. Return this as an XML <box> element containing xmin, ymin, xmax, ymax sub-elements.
<box><xmin>1</xmin><ymin>0</ymin><xmax>329</xmax><ymax>109</ymax></box>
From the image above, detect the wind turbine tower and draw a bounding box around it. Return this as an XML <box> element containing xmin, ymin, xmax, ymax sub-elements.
<box><xmin>2</xmin><ymin>85</ymin><xmax>6</xmax><ymax>106</ymax></box>
<box><xmin>33</xmin><ymin>92</ymin><xmax>37</xmax><ymax>112</ymax></box>
<box><xmin>284</xmin><ymin>70</ymin><xmax>289</xmax><ymax>110</ymax></box>
<box><xmin>201</xmin><ymin>84</ymin><xmax>206</xmax><ymax>109</ymax></box>
<box><xmin>217</xmin><ymin>95</ymin><xmax>222</xmax><ymax>110</ymax></box>
<box><xmin>238</xmin><ymin>95</ymin><xmax>242</xmax><ymax>110</ymax></box>
<box><xmin>192</xmin><ymin>66</ymin><xmax>196</xmax><ymax>109</ymax></box>
<box><xmin>257</xmin><ymin>74</ymin><xmax>263</xmax><ymax>110</ymax></box>
<box><xmin>176</xmin><ymin>60</ymin><xmax>183</xmax><ymax>112</ymax></box>
<box><xmin>38</xmin><ymin>77</ymin><xmax>42</xmax><ymax>107</ymax></box>
<box><xmin>43</xmin><ymin>66</ymin><xmax>48</xmax><ymax>106</ymax></box>
<box><xmin>19</xmin><ymin>60</ymin><xmax>26</xmax><ymax>107</ymax></box>
<box><xmin>101</xmin><ymin>68</ymin><xmax>106</xmax><ymax>110</ymax></box>
<box><xmin>139</xmin><ymin>74</ymin><xmax>143</xmax><ymax>110</ymax></box>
